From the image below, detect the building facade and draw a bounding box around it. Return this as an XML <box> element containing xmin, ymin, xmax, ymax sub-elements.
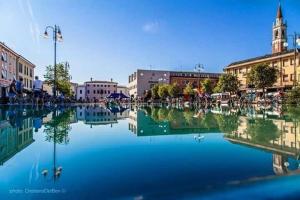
<box><xmin>76</xmin><ymin>85</ymin><xmax>86</xmax><ymax>101</ymax></box>
<box><xmin>224</xmin><ymin>4</ymin><xmax>299</xmax><ymax>91</ymax></box>
<box><xmin>169</xmin><ymin>71</ymin><xmax>221</xmax><ymax>93</ymax></box>
<box><xmin>128</xmin><ymin>69</ymin><xmax>170</xmax><ymax>98</ymax></box>
<box><xmin>128</xmin><ymin>69</ymin><xmax>221</xmax><ymax>98</ymax></box>
<box><xmin>0</xmin><ymin>42</ymin><xmax>35</xmax><ymax>98</ymax></box>
<box><xmin>17</xmin><ymin>56</ymin><xmax>35</xmax><ymax>90</ymax></box>
<box><xmin>0</xmin><ymin>42</ymin><xmax>18</xmax><ymax>97</ymax></box>
<box><xmin>85</xmin><ymin>80</ymin><xmax>117</xmax><ymax>102</ymax></box>
<box><xmin>117</xmin><ymin>85</ymin><xmax>129</xmax><ymax>97</ymax></box>
<box><xmin>76</xmin><ymin>80</ymin><xmax>118</xmax><ymax>101</ymax></box>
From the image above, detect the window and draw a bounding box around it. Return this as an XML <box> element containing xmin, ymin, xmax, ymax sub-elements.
<box><xmin>30</xmin><ymin>80</ymin><xmax>32</xmax><ymax>88</ymax></box>
<box><xmin>108</xmin><ymin>90</ymin><xmax>110</xmax><ymax>94</ymax></box>
<box><xmin>80</xmin><ymin>90</ymin><xmax>82</xmax><ymax>94</ymax></box>
<box><xmin>104</xmin><ymin>90</ymin><xmax>107</xmax><ymax>94</ymax></box>
<box><xmin>97</xmin><ymin>90</ymin><xmax>99</xmax><ymax>94</ymax></box>
<box><xmin>93</xmin><ymin>90</ymin><xmax>96</xmax><ymax>94</ymax></box>
<box><xmin>290</xmin><ymin>74</ymin><xmax>295</xmax><ymax>81</ymax></box>
<box><xmin>30</xmin><ymin>69</ymin><xmax>32</xmax><ymax>77</ymax></box>
<box><xmin>283</xmin><ymin>75</ymin><xmax>289</xmax><ymax>82</ymax></box>
<box><xmin>87</xmin><ymin>90</ymin><xmax>90</xmax><ymax>94</ymax></box>
<box><xmin>283</xmin><ymin>59</ymin><xmax>289</xmax><ymax>67</ymax></box>
<box><xmin>19</xmin><ymin>63</ymin><xmax>23</xmax><ymax>73</ymax></box>
<box><xmin>291</xmin><ymin>59</ymin><xmax>295</xmax><ymax>65</ymax></box>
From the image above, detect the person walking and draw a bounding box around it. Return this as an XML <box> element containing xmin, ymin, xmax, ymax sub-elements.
<box><xmin>8</xmin><ymin>79</ymin><xmax>17</xmax><ymax>105</ymax></box>
<box><xmin>33</xmin><ymin>76</ymin><xmax>43</xmax><ymax>105</ymax></box>
<box><xmin>16</xmin><ymin>77</ymin><xmax>24</xmax><ymax>104</ymax></box>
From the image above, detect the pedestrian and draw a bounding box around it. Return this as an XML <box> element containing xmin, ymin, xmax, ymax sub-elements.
<box><xmin>33</xmin><ymin>76</ymin><xmax>43</xmax><ymax>105</ymax></box>
<box><xmin>16</xmin><ymin>77</ymin><xmax>24</xmax><ymax>103</ymax></box>
<box><xmin>8</xmin><ymin>79</ymin><xmax>17</xmax><ymax>105</ymax></box>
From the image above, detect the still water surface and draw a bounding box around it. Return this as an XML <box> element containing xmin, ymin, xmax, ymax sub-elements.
<box><xmin>1</xmin><ymin>105</ymin><xmax>300</xmax><ymax>199</ymax></box>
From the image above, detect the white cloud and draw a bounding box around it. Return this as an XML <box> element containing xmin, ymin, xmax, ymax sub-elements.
<box><xmin>142</xmin><ymin>21</ymin><xmax>159</xmax><ymax>34</ymax></box>
<box><xmin>19</xmin><ymin>0</ymin><xmax>41</xmax><ymax>52</ymax></box>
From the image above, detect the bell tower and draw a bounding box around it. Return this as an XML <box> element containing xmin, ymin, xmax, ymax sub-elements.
<box><xmin>272</xmin><ymin>3</ymin><xmax>287</xmax><ymax>54</ymax></box>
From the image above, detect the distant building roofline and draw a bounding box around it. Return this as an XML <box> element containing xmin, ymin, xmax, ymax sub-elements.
<box><xmin>132</xmin><ymin>68</ymin><xmax>223</xmax><ymax>75</ymax></box>
<box><xmin>84</xmin><ymin>80</ymin><xmax>118</xmax><ymax>84</ymax></box>
<box><xmin>225</xmin><ymin>49</ymin><xmax>297</xmax><ymax>69</ymax></box>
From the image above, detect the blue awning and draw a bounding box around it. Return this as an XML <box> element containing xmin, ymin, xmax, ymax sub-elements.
<box><xmin>106</xmin><ymin>93</ymin><xmax>129</xmax><ymax>99</ymax></box>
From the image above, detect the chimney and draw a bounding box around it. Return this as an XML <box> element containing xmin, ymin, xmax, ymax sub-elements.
<box><xmin>90</xmin><ymin>77</ymin><xmax>93</xmax><ymax>81</ymax></box>
<box><xmin>111</xmin><ymin>78</ymin><xmax>113</xmax><ymax>82</ymax></box>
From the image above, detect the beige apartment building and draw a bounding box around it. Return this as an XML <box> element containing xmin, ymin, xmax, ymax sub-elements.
<box><xmin>224</xmin><ymin>4</ymin><xmax>300</xmax><ymax>91</ymax></box>
<box><xmin>0</xmin><ymin>42</ymin><xmax>18</xmax><ymax>97</ymax></box>
<box><xmin>17</xmin><ymin>56</ymin><xmax>35</xmax><ymax>90</ymax></box>
<box><xmin>0</xmin><ymin>42</ymin><xmax>35</xmax><ymax>98</ymax></box>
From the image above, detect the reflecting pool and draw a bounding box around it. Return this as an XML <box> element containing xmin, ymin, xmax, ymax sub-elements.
<box><xmin>1</xmin><ymin>105</ymin><xmax>300</xmax><ymax>199</ymax></box>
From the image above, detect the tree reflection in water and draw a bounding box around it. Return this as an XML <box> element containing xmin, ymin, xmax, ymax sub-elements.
<box><xmin>138</xmin><ymin>106</ymin><xmax>300</xmax><ymax>175</ymax></box>
<box><xmin>42</xmin><ymin>107</ymin><xmax>75</xmax><ymax>181</ymax></box>
<box><xmin>246</xmin><ymin>118</ymin><xmax>280</xmax><ymax>143</ymax></box>
<box><xmin>44</xmin><ymin>108</ymin><xmax>75</xmax><ymax>144</ymax></box>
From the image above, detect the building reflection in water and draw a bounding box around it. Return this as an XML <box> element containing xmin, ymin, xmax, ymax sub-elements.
<box><xmin>77</xmin><ymin>105</ymin><xmax>129</xmax><ymax>128</ymax></box>
<box><xmin>1</xmin><ymin>105</ymin><xmax>300</xmax><ymax>179</ymax></box>
<box><xmin>0</xmin><ymin>106</ymin><xmax>34</xmax><ymax>165</ymax></box>
<box><xmin>129</xmin><ymin>106</ymin><xmax>300</xmax><ymax>176</ymax></box>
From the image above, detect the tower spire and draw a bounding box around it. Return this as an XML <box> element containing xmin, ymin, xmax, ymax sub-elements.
<box><xmin>272</xmin><ymin>1</ymin><xmax>287</xmax><ymax>54</ymax></box>
<box><xmin>277</xmin><ymin>2</ymin><xmax>283</xmax><ymax>19</ymax></box>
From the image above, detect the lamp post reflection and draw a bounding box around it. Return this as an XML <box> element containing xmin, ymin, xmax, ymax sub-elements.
<box><xmin>41</xmin><ymin>108</ymin><xmax>74</xmax><ymax>181</ymax></box>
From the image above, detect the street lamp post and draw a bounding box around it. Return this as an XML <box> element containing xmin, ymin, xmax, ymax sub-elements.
<box><xmin>44</xmin><ymin>25</ymin><xmax>63</xmax><ymax>98</ymax></box>
<box><xmin>284</xmin><ymin>32</ymin><xmax>300</xmax><ymax>87</ymax></box>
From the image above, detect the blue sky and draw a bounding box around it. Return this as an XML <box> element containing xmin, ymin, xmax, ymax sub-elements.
<box><xmin>0</xmin><ymin>0</ymin><xmax>299</xmax><ymax>85</ymax></box>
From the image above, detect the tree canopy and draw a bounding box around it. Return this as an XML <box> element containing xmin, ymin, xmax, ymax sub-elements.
<box><xmin>247</xmin><ymin>64</ymin><xmax>278</xmax><ymax>92</ymax></box>
<box><xmin>215</xmin><ymin>74</ymin><xmax>239</xmax><ymax>93</ymax></box>
<box><xmin>183</xmin><ymin>83</ymin><xmax>195</xmax><ymax>96</ymax></box>
<box><xmin>44</xmin><ymin>62</ymin><xmax>72</xmax><ymax>96</ymax></box>
<box><xmin>168</xmin><ymin>83</ymin><xmax>181</xmax><ymax>98</ymax></box>
<box><xmin>201</xmin><ymin>79</ymin><xmax>213</xmax><ymax>94</ymax></box>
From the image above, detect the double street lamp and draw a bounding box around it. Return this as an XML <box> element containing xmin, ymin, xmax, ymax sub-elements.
<box><xmin>283</xmin><ymin>32</ymin><xmax>300</xmax><ymax>87</ymax></box>
<box><xmin>44</xmin><ymin>25</ymin><xmax>63</xmax><ymax>98</ymax></box>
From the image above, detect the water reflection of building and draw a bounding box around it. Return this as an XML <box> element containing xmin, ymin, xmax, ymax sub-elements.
<box><xmin>225</xmin><ymin>116</ymin><xmax>300</xmax><ymax>157</ymax></box>
<box><xmin>0</xmin><ymin>118</ymin><xmax>34</xmax><ymax>165</ymax></box>
<box><xmin>129</xmin><ymin>108</ymin><xmax>220</xmax><ymax>136</ymax></box>
<box><xmin>76</xmin><ymin>106</ymin><xmax>129</xmax><ymax>127</ymax></box>
<box><xmin>224</xmin><ymin>115</ymin><xmax>300</xmax><ymax>175</ymax></box>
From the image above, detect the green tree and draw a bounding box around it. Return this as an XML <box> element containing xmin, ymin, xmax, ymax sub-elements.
<box><xmin>158</xmin><ymin>84</ymin><xmax>169</xmax><ymax>99</ymax></box>
<box><xmin>44</xmin><ymin>62</ymin><xmax>72</xmax><ymax>96</ymax></box>
<box><xmin>247</xmin><ymin>64</ymin><xmax>278</xmax><ymax>99</ymax></box>
<box><xmin>201</xmin><ymin>79</ymin><xmax>213</xmax><ymax>94</ymax></box>
<box><xmin>215</xmin><ymin>74</ymin><xmax>239</xmax><ymax>94</ymax></box>
<box><xmin>213</xmin><ymin>85</ymin><xmax>221</xmax><ymax>93</ymax></box>
<box><xmin>286</xmin><ymin>87</ymin><xmax>300</xmax><ymax>105</ymax></box>
<box><xmin>168</xmin><ymin>83</ymin><xmax>181</xmax><ymax>98</ymax></box>
<box><xmin>183</xmin><ymin>83</ymin><xmax>195</xmax><ymax>97</ymax></box>
<box><xmin>151</xmin><ymin>84</ymin><xmax>160</xmax><ymax>99</ymax></box>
